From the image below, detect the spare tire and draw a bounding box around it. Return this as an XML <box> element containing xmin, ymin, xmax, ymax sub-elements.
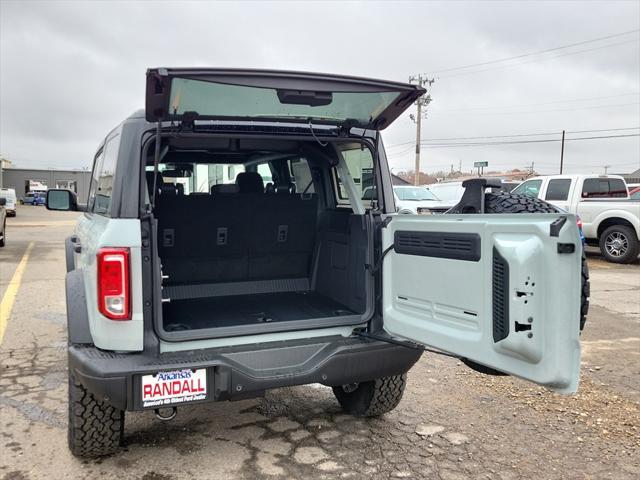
<box><xmin>484</xmin><ymin>191</ymin><xmax>559</xmax><ymax>214</ymax></box>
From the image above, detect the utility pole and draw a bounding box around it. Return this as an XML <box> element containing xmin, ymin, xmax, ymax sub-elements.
<box><xmin>408</xmin><ymin>74</ymin><xmax>435</xmax><ymax>185</ymax></box>
<box><xmin>559</xmin><ymin>130</ymin><xmax>565</xmax><ymax>174</ymax></box>
<box><xmin>604</xmin><ymin>165</ymin><xmax>610</xmax><ymax>174</ymax></box>
<box><xmin>528</xmin><ymin>161</ymin><xmax>535</xmax><ymax>177</ymax></box>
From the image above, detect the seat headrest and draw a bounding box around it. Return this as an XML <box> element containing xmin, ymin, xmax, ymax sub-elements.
<box><xmin>235</xmin><ymin>172</ymin><xmax>264</xmax><ymax>193</ymax></box>
<box><xmin>276</xmin><ymin>183</ymin><xmax>293</xmax><ymax>194</ymax></box>
<box><xmin>159</xmin><ymin>183</ymin><xmax>179</xmax><ymax>195</ymax></box>
<box><xmin>211</xmin><ymin>183</ymin><xmax>240</xmax><ymax>194</ymax></box>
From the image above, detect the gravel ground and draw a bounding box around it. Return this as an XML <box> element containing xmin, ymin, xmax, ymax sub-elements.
<box><xmin>0</xmin><ymin>206</ymin><xmax>638</xmax><ymax>479</ymax></box>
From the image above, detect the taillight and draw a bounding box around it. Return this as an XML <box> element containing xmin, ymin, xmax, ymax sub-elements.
<box><xmin>576</xmin><ymin>216</ymin><xmax>583</xmax><ymax>231</ymax></box>
<box><xmin>97</xmin><ymin>248</ymin><xmax>131</xmax><ymax>320</ymax></box>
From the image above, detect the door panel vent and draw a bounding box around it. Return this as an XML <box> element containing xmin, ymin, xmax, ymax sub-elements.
<box><xmin>394</xmin><ymin>231</ymin><xmax>481</xmax><ymax>261</ymax></box>
<box><xmin>492</xmin><ymin>247</ymin><xmax>510</xmax><ymax>343</ymax></box>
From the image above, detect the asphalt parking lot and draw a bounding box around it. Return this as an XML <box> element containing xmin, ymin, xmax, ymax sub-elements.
<box><xmin>1</xmin><ymin>206</ymin><xmax>638</xmax><ymax>480</ymax></box>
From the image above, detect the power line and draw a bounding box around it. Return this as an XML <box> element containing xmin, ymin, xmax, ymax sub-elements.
<box><xmin>431</xmin><ymin>101</ymin><xmax>640</xmax><ymax>116</ymax></box>
<box><xmin>413</xmin><ymin>133</ymin><xmax>640</xmax><ymax>149</ymax></box>
<box><xmin>436</xmin><ymin>38</ymin><xmax>639</xmax><ymax>79</ymax></box>
<box><xmin>385</xmin><ymin>126</ymin><xmax>640</xmax><ymax>149</ymax></box>
<box><xmin>390</xmin><ymin>161</ymin><xmax>640</xmax><ymax>175</ymax></box>
<box><xmin>424</xmin><ymin>29</ymin><xmax>640</xmax><ymax>75</ymax></box>
<box><xmin>569</xmin><ymin>127</ymin><xmax>640</xmax><ymax>134</ymax></box>
<box><xmin>429</xmin><ymin>133</ymin><xmax>639</xmax><ymax>147</ymax></box>
<box><xmin>429</xmin><ymin>92</ymin><xmax>640</xmax><ymax>113</ymax></box>
<box><xmin>387</xmin><ymin>134</ymin><xmax>639</xmax><ymax>154</ymax></box>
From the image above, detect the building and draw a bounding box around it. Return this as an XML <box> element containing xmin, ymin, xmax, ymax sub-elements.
<box><xmin>391</xmin><ymin>173</ymin><xmax>411</xmax><ymax>185</ymax></box>
<box><xmin>0</xmin><ymin>157</ymin><xmax>12</xmax><ymax>188</ymax></box>
<box><xmin>618</xmin><ymin>168</ymin><xmax>640</xmax><ymax>185</ymax></box>
<box><xmin>1</xmin><ymin>167</ymin><xmax>92</xmax><ymax>201</ymax></box>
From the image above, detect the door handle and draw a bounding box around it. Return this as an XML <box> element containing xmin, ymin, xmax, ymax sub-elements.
<box><xmin>74</xmin><ymin>242</ymin><xmax>82</xmax><ymax>253</ymax></box>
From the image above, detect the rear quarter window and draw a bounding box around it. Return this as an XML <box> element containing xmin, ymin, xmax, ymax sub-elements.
<box><xmin>581</xmin><ymin>178</ymin><xmax>628</xmax><ymax>198</ymax></box>
<box><xmin>545</xmin><ymin>179</ymin><xmax>572</xmax><ymax>201</ymax></box>
<box><xmin>87</xmin><ymin>129</ymin><xmax>122</xmax><ymax>215</ymax></box>
<box><xmin>334</xmin><ymin>147</ymin><xmax>374</xmax><ymax>208</ymax></box>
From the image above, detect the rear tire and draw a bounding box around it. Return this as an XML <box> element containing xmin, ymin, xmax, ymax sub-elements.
<box><xmin>0</xmin><ymin>220</ymin><xmax>5</xmax><ymax>247</ymax></box>
<box><xmin>68</xmin><ymin>374</ymin><xmax>124</xmax><ymax>458</ymax></box>
<box><xmin>599</xmin><ymin>224</ymin><xmax>639</xmax><ymax>264</ymax></box>
<box><xmin>333</xmin><ymin>374</ymin><xmax>406</xmax><ymax>417</ymax></box>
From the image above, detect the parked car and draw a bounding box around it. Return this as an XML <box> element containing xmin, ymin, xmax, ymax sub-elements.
<box><xmin>500</xmin><ymin>181</ymin><xmax>521</xmax><ymax>192</ymax></box>
<box><xmin>390</xmin><ymin>185</ymin><xmax>450</xmax><ymax>214</ymax></box>
<box><xmin>0</xmin><ymin>196</ymin><xmax>6</xmax><ymax>247</ymax></box>
<box><xmin>421</xmin><ymin>179</ymin><xmax>517</xmax><ymax>213</ymax></box>
<box><xmin>47</xmin><ymin>68</ymin><xmax>588</xmax><ymax>458</ymax></box>
<box><xmin>512</xmin><ymin>174</ymin><xmax>640</xmax><ymax>263</ymax></box>
<box><xmin>0</xmin><ymin>188</ymin><xmax>16</xmax><ymax>216</ymax></box>
<box><xmin>21</xmin><ymin>191</ymin><xmax>46</xmax><ymax>206</ymax></box>
<box><xmin>424</xmin><ymin>181</ymin><xmax>466</xmax><ymax>210</ymax></box>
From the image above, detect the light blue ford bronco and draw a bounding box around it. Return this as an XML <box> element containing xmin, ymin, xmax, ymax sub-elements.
<box><xmin>46</xmin><ymin>68</ymin><xmax>589</xmax><ymax>457</ymax></box>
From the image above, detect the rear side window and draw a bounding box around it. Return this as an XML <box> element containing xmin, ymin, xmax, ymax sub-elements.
<box><xmin>581</xmin><ymin>178</ymin><xmax>628</xmax><ymax>198</ymax></box>
<box><xmin>335</xmin><ymin>147</ymin><xmax>374</xmax><ymax>208</ymax></box>
<box><xmin>87</xmin><ymin>150</ymin><xmax>104</xmax><ymax>211</ymax></box>
<box><xmin>512</xmin><ymin>179</ymin><xmax>542</xmax><ymax>197</ymax></box>
<box><xmin>289</xmin><ymin>158</ymin><xmax>315</xmax><ymax>194</ymax></box>
<box><xmin>154</xmin><ymin>158</ymin><xmax>311</xmax><ymax>195</ymax></box>
<box><xmin>545</xmin><ymin>179</ymin><xmax>572</xmax><ymax>201</ymax></box>
<box><xmin>88</xmin><ymin>130</ymin><xmax>122</xmax><ymax>215</ymax></box>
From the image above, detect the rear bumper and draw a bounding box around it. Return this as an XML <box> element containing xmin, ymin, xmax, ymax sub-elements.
<box><xmin>69</xmin><ymin>336</ymin><xmax>422</xmax><ymax>411</ymax></box>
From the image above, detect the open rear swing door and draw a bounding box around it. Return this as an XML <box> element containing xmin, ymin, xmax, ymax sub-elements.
<box><xmin>381</xmin><ymin>213</ymin><xmax>582</xmax><ymax>393</ymax></box>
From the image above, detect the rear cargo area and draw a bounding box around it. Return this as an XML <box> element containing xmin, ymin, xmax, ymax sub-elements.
<box><xmin>163</xmin><ymin>291</ymin><xmax>354</xmax><ymax>331</ymax></box>
<box><xmin>150</xmin><ymin>141</ymin><xmax>372</xmax><ymax>338</ymax></box>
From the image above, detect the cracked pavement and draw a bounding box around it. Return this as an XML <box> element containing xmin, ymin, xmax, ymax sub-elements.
<box><xmin>1</xmin><ymin>207</ymin><xmax>638</xmax><ymax>479</ymax></box>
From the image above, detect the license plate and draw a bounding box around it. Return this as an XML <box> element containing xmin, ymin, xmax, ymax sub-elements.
<box><xmin>141</xmin><ymin>368</ymin><xmax>207</xmax><ymax>408</ymax></box>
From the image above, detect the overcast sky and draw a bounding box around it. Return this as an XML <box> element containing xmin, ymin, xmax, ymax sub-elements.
<box><xmin>1</xmin><ymin>0</ymin><xmax>638</xmax><ymax>175</ymax></box>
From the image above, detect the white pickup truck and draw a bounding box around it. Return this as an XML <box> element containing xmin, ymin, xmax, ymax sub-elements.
<box><xmin>513</xmin><ymin>174</ymin><xmax>640</xmax><ymax>263</ymax></box>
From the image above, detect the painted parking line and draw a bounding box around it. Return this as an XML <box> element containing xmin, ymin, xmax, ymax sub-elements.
<box><xmin>0</xmin><ymin>241</ymin><xmax>35</xmax><ymax>344</ymax></box>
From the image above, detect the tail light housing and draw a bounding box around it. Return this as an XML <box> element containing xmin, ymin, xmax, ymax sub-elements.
<box><xmin>576</xmin><ymin>215</ymin><xmax>583</xmax><ymax>231</ymax></box>
<box><xmin>97</xmin><ymin>248</ymin><xmax>131</xmax><ymax>320</ymax></box>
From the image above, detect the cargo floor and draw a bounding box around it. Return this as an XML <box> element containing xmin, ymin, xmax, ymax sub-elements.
<box><xmin>162</xmin><ymin>291</ymin><xmax>355</xmax><ymax>331</ymax></box>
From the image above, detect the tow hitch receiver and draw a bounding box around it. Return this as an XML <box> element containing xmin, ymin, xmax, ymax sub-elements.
<box><xmin>155</xmin><ymin>407</ymin><xmax>177</xmax><ymax>421</ymax></box>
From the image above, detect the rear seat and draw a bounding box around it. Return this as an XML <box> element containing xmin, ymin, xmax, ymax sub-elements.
<box><xmin>155</xmin><ymin>181</ymin><xmax>318</xmax><ymax>285</ymax></box>
<box><xmin>211</xmin><ymin>184</ymin><xmax>239</xmax><ymax>194</ymax></box>
<box><xmin>248</xmin><ymin>193</ymin><xmax>317</xmax><ymax>279</ymax></box>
